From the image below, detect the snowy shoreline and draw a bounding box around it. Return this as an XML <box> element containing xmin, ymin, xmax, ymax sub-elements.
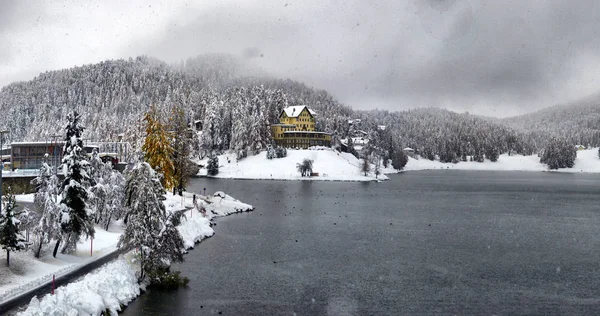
<box><xmin>196</xmin><ymin>148</ymin><xmax>600</xmax><ymax>182</ymax></box>
<box><xmin>399</xmin><ymin>148</ymin><xmax>600</xmax><ymax>174</ymax></box>
<box><xmin>197</xmin><ymin>149</ymin><xmax>389</xmax><ymax>182</ymax></box>
<box><xmin>11</xmin><ymin>191</ymin><xmax>253</xmax><ymax>315</ymax></box>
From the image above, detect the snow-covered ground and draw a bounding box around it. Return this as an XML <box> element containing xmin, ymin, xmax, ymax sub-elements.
<box><xmin>9</xmin><ymin>191</ymin><xmax>253</xmax><ymax>315</ymax></box>
<box><xmin>0</xmin><ymin>226</ymin><xmax>123</xmax><ymax>306</ymax></box>
<box><xmin>197</xmin><ymin>148</ymin><xmax>388</xmax><ymax>181</ymax></box>
<box><xmin>400</xmin><ymin>148</ymin><xmax>600</xmax><ymax>173</ymax></box>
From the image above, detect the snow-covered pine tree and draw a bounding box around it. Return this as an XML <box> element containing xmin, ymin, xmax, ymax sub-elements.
<box><xmin>540</xmin><ymin>137</ymin><xmax>577</xmax><ymax>169</ymax></box>
<box><xmin>89</xmin><ymin>150</ymin><xmax>109</xmax><ymax>225</ymax></box>
<box><xmin>266</xmin><ymin>145</ymin><xmax>275</xmax><ymax>159</ymax></box>
<box><xmin>361</xmin><ymin>156</ymin><xmax>371</xmax><ymax>176</ymax></box>
<box><xmin>170</xmin><ymin>105</ymin><xmax>194</xmax><ymax>195</ymax></box>
<box><xmin>199</xmin><ymin>94</ymin><xmax>223</xmax><ymax>157</ymax></box>
<box><xmin>0</xmin><ymin>188</ymin><xmax>26</xmax><ymax>266</ymax></box>
<box><xmin>55</xmin><ymin>111</ymin><xmax>95</xmax><ymax>257</ymax></box>
<box><xmin>373</xmin><ymin>154</ymin><xmax>381</xmax><ymax>179</ymax></box>
<box><xmin>391</xmin><ymin>150</ymin><xmax>408</xmax><ymax>170</ymax></box>
<box><xmin>31</xmin><ymin>172</ymin><xmax>61</xmax><ymax>258</ymax></box>
<box><xmin>31</xmin><ymin>158</ymin><xmax>53</xmax><ymax>210</ymax></box>
<box><xmin>102</xmin><ymin>167</ymin><xmax>125</xmax><ymax>230</ymax></box>
<box><xmin>142</xmin><ymin>105</ymin><xmax>176</xmax><ymax>190</ymax></box>
<box><xmin>118</xmin><ymin>162</ymin><xmax>185</xmax><ymax>283</ymax></box>
<box><xmin>347</xmin><ymin>137</ymin><xmax>358</xmax><ymax>158</ymax></box>
<box><xmin>207</xmin><ymin>156</ymin><xmax>219</xmax><ymax>176</ymax></box>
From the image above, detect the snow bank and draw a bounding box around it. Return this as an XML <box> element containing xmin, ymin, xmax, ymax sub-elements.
<box><xmin>163</xmin><ymin>191</ymin><xmax>253</xmax><ymax>249</ymax></box>
<box><xmin>14</xmin><ymin>191</ymin><xmax>253</xmax><ymax>315</ymax></box>
<box><xmin>401</xmin><ymin>148</ymin><xmax>600</xmax><ymax>173</ymax></box>
<box><xmin>0</xmin><ymin>227</ymin><xmax>122</xmax><ymax>305</ymax></box>
<box><xmin>197</xmin><ymin>149</ymin><xmax>388</xmax><ymax>181</ymax></box>
<box><xmin>18</xmin><ymin>256</ymin><xmax>140</xmax><ymax>316</ymax></box>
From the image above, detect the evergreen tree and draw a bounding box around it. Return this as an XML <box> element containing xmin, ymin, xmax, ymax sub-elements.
<box><xmin>361</xmin><ymin>156</ymin><xmax>371</xmax><ymax>176</ymax></box>
<box><xmin>31</xmin><ymin>162</ymin><xmax>61</xmax><ymax>258</ymax></box>
<box><xmin>347</xmin><ymin>137</ymin><xmax>358</xmax><ymax>158</ymax></box>
<box><xmin>142</xmin><ymin>105</ymin><xmax>176</xmax><ymax>190</ymax></box>
<box><xmin>118</xmin><ymin>162</ymin><xmax>185</xmax><ymax>283</ymax></box>
<box><xmin>55</xmin><ymin>111</ymin><xmax>95</xmax><ymax>257</ymax></box>
<box><xmin>0</xmin><ymin>188</ymin><xmax>26</xmax><ymax>266</ymax></box>
<box><xmin>373</xmin><ymin>155</ymin><xmax>381</xmax><ymax>179</ymax></box>
<box><xmin>392</xmin><ymin>150</ymin><xmax>409</xmax><ymax>170</ymax></box>
<box><xmin>540</xmin><ymin>138</ymin><xmax>577</xmax><ymax>169</ymax></box>
<box><xmin>485</xmin><ymin>146</ymin><xmax>500</xmax><ymax>162</ymax></box>
<box><xmin>199</xmin><ymin>93</ymin><xmax>224</xmax><ymax>157</ymax></box>
<box><xmin>102</xmin><ymin>168</ymin><xmax>125</xmax><ymax>230</ymax></box>
<box><xmin>207</xmin><ymin>156</ymin><xmax>219</xmax><ymax>176</ymax></box>
<box><xmin>89</xmin><ymin>150</ymin><xmax>110</xmax><ymax>225</ymax></box>
<box><xmin>170</xmin><ymin>105</ymin><xmax>194</xmax><ymax>195</ymax></box>
<box><xmin>266</xmin><ymin>145</ymin><xmax>275</xmax><ymax>159</ymax></box>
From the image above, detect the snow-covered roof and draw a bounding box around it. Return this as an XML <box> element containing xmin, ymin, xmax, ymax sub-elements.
<box><xmin>378</xmin><ymin>125</ymin><xmax>386</xmax><ymax>131</ymax></box>
<box><xmin>11</xmin><ymin>141</ymin><xmax>65</xmax><ymax>146</ymax></box>
<box><xmin>282</xmin><ymin>105</ymin><xmax>316</xmax><ymax>118</ymax></box>
<box><xmin>403</xmin><ymin>147</ymin><xmax>414</xmax><ymax>151</ymax></box>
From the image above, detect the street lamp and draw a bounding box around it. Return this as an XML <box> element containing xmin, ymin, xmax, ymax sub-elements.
<box><xmin>0</xmin><ymin>130</ymin><xmax>9</xmax><ymax>216</ymax></box>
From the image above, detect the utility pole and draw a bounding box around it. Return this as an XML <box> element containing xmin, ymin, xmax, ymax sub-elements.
<box><xmin>0</xmin><ymin>130</ymin><xmax>9</xmax><ymax>216</ymax></box>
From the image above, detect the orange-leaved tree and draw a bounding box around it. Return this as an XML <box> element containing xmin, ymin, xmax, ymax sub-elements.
<box><xmin>142</xmin><ymin>105</ymin><xmax>176</xmax><ymax>190</ymax></box>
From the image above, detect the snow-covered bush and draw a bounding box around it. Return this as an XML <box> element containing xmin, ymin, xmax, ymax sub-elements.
<box><xmin>540</xmin><ymin>138</ymin><xmax>577</xmax><ymax>169</ymax></box>
<box><xmin>275</xmin><ymin>147</ymin><xmax>287</xmax><ymax>158</ymax></box>
<box><xmin>207</xmin><ymin>156</ymin><xmax>219</xmax><ymax>176</ymax></box>
<box><xmin>266</xmin><ymin>146</ymin><xmax>275</xmax><ymax>160</ymax></box>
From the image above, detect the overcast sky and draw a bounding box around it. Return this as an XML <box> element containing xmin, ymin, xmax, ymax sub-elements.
<box><xmin>1</xmin><ymin>0</ymin><xmax>599</xmax><ymax>117</ymax></box>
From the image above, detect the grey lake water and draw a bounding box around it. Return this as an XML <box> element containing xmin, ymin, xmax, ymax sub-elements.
<box><xmin>120</xmin><ymin>171</ymin><xmax>600</xmax><ymax>315</ymax></box>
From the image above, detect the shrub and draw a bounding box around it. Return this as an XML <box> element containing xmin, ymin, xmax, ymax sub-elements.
<box><xmin>148</xmin><ymin>268</ymin><xmax>190</xmax><ymax>290</ymax></box>
<box><xmin>275</xmin><ymin>147</ymin><xmax>287</xmax><ymax>158</ymax></box>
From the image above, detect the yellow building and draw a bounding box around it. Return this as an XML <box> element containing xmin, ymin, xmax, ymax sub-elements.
<box><xmin>271</xmin><ymin>105</ymin><xmax>331</xmax><ymax>149</ymax></box>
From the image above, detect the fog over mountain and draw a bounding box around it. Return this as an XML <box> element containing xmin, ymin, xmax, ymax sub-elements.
<box><xmin>2</xmin><ymin>0</ymin><xmax>600</xmax><ymax>117</ymax></box>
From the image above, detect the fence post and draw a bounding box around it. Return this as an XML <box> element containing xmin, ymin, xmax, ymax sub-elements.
<box><xmin>90</xmin><ymin>237</ymin><xmax>93</xmax><ymax>256</ymax></box>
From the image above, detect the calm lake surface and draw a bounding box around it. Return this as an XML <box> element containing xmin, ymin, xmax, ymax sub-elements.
<box><xmin>121</xmin><ymin>171</ymin><xmax>600</xmax><ymax>315</ymax></box>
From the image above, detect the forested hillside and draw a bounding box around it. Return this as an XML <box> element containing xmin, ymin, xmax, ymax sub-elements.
<box><xmin>0</xmin><ymin>53</ymin><xmax>587</xmax><ymax>163</ymax></box>
<box><xmin>352</xmin><ymin>108</ymin><xmax>534</xmax><ymax>162</ymax></box>
<box><xmin>502</xmin><ymin>94</ymin><xmax>600</xmax><ymax>148</ymax></box>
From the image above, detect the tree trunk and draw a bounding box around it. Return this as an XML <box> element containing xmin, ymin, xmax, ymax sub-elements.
<box><xmin>104</xmin><ymin>214</ymin><xmax>112</xmax><ymax>231</ymax></box>
<box><xmin>6</xmin><ymin>250</ymin><xmax>9</xmax><ymax>266</ymax></box>
<box><xmin>53</xmin><ymin>238</ymin><xmax>61</xmax><ymax>258</ymax></box>
<box><xmin>33</xmin><ymin>236</ymin><xmax>43</xmax><ymax>258</ymax></box>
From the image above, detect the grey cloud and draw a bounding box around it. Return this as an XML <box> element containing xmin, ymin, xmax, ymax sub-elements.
<box><xmin>2</xmin><ymin>0</ymin><xmax>600</xmax><ymax>117</ymax></box>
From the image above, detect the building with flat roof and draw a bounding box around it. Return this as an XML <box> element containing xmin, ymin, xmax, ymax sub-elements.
<box><xmin>11</xmin><ymin>141</ymin><xmax>65</xmax><ymax>170</ymax></box>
